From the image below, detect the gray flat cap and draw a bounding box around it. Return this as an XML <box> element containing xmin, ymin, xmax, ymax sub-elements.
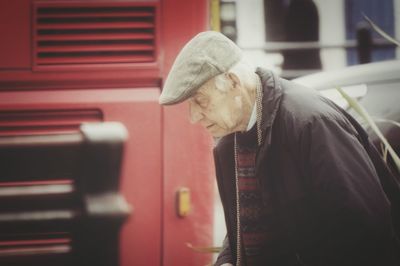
<box><xmin>159</xmin><ymin>31</ymin><xmax>243</xmax><ymax>105</ymax></box>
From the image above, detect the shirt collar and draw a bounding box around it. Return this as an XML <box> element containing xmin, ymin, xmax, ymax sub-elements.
<box><xmin>246</xmin><ymin>101</ymin><xmax>257</xmax><ymax>131</ymax></box>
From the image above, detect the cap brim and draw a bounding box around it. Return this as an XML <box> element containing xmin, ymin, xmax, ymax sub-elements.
<box><xmin>158</xmin><ymin>93</ymin><xmax>190</xmax><ymax>105</ymax></box>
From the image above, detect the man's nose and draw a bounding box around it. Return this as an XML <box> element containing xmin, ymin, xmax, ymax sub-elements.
<box><xmin>189</xmin><ymin>103</ymin><xmax>203</xmax><ymax>124</ymax></box>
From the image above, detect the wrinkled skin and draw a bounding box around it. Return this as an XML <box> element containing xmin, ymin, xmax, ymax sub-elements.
<box><xmin>189</xmin><ymin>73</ymin><xmax>255</xmax><ymax>138</ymax></box>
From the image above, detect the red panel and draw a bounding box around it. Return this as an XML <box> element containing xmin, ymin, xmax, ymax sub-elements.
<box><xmin>0</xmin><ymin>0</ymin><xmax>214</xmax><ymax>265</ymax></box>
<box><xmin>0</xmin><ymin>0</ymin><xmax>161</xmax><ymax>86</ymax></box>
<box><xmin>0</xmin><ymin>0</ymin><xmax>31</xmax><ymax>69</ymax></box>
<box><xmin>163</xmin><ymin>103</ymin><xmax>215</xmax><ymax>266</ymax></box>
<box><xmin>0</xmin><ymin>88</ymin><xmax>162</xmax><ymax>266</ymax></box>
<box><xmin>161</xmin><ymin>0</ymin><xmax>214</xmax><ymax>266</ymax></box>
<box><xmin>161</xmin><ymin>0</ymin><xmax>210</xmax><ymax>79</ymax></box>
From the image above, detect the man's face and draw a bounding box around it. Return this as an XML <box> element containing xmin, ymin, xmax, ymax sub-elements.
<box><xmin>188</xmin><ymin>75</ymin><xmax>245</xmax><ymax>138</ymax></box>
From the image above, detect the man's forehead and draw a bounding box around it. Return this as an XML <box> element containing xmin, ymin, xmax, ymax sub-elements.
<box><xmin>196</xmin><ymin>78</ymin><xmax>215</xmax><ymax>95</ymax></box>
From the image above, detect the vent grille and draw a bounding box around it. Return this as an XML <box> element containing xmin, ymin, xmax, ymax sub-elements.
<box><xmin>0</xmin><ymin>109</ymin><xmax>103</xmax><ymax>136</ymax></box>
<box><xmin>34</xmin><ymin>3</ymin><xmax>157</xmax><ymax>66</ymax></box>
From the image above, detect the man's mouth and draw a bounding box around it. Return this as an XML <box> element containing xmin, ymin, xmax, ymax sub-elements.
<box><xmin>206</xmin><ymin>124</ymin><xmax>214</xmax><ymax>129</ymax></box>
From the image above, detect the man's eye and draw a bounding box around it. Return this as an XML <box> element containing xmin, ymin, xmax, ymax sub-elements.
<box><xmin>196</xmin><ymin>98</ymin><xmax>208</xmax><ymax>108</ymax></box>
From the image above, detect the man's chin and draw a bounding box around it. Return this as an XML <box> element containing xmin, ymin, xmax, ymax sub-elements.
<box><xmin>205</xmin><ymin>125</ymin><xmax>233</xmax><ymax>138</ymax></box>
<box><xmin>209</xmin><ymin>130</ymin><xmax>230</xmax><ymax>138</ymax></box>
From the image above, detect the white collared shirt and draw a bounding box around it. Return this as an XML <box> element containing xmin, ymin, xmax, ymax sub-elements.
<box><xmin>246</xmin><ymin>101</ymin><xmax>257</xmax><ymax>131</ymax></box>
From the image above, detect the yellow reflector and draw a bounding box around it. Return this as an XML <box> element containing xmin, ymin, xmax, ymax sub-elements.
<box><xmin>176</xmin><ymin>187</ymin><xmax>191</xmax><ymax>217</ymax></box>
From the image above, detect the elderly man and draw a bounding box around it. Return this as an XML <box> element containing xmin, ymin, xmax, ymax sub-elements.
<box><xmin>159</xmin><ymin>31</ymin><xmax>399</xmax><ymax>266</ymax></box>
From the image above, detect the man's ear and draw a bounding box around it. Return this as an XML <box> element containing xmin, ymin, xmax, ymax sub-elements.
<box><xmin>225</xmin><ymin>72</ymin><xmax>241</xmax><ymax>90</ymax></box>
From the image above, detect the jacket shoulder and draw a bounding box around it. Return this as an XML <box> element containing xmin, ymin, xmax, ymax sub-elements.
<box><xmin>214</xmin><ymin>133</ymin><xmax>234</xmax><ymax>154</ymax></box>
<box><xmin>276</xmin><ymin>78</ymin><xmax>358</xmax><ymax>141</ymax></box>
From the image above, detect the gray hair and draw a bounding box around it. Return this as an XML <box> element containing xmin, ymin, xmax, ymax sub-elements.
<box><xmin>214</xmin><ymin>57</ymin><xmax>256</xmax><ymax>92</ymax></box>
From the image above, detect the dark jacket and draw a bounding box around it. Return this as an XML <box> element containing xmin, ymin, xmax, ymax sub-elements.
<box><xmin>214</xmin><ymin>68</ymin><xmax>400</xmax><ymax>266</ymax></box>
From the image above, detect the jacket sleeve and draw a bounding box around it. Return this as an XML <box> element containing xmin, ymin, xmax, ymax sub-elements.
<box><xmin>214</xmin><ymin>235</ymin><xmax>233</xmax><ymax>266</ymax></box>
<box><xmin>298</xmin><ymin>115</ymin><xmax>395</xmax><ymax>265</ymax></box>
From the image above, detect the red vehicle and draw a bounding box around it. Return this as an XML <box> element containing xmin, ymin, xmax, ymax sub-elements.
<box><xmin>0</xmin><ymin>0</ymin><xmax>215</xmax><ymax>265</ymax></box>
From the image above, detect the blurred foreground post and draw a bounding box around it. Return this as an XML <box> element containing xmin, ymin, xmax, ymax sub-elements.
<box><xmin>0</xmin><ymin>122</ymin><xmax>130</xmax><ymax>266</ymax></box>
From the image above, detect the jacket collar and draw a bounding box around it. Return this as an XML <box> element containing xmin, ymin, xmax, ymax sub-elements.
<box><xmin>254</xmin><ymin>68</ymin><xmax>283</xmax><ymax>173</ymax></box>
<box><xmin>214</xmin><ymin>68</ymin><xmax>283</xmax><ymax>153</ymax></box>
<box><xmin>256</xmin><ymin>67</ymin><xmax>283</xmax><ymax>144</ymax></box>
